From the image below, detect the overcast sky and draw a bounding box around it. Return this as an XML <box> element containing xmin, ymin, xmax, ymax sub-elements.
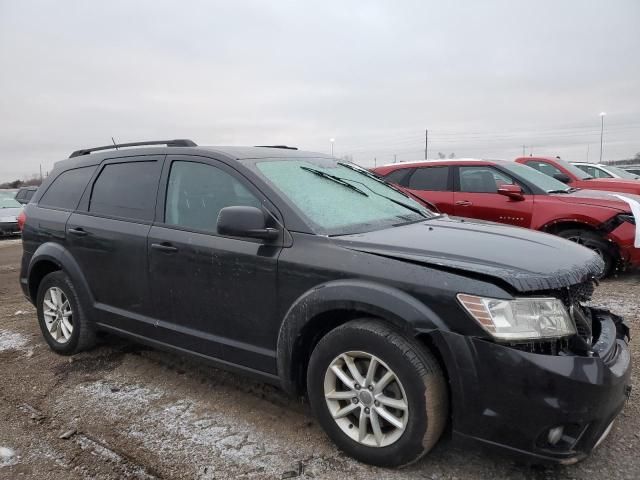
<box><xmin>1</xmin><ymin>0</ymin><xmax>639</xmax><ymax>181</ymax></box>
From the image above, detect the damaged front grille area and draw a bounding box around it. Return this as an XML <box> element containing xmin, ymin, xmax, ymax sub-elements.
<box><xmin>507</xmin><ymin>280</ymin><xmax>598</xmax><ymax>356</ymax></box>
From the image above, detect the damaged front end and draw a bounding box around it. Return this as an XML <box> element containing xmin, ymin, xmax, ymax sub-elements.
<box><xmin>505</xmin><ymin>281</ymin><xmax>630</xmax><ymax>358</ymax></box>
<box><xmin>449</xmin><ymin>279</ymin><xmax>632</xmax><ymax>464</ymax></box>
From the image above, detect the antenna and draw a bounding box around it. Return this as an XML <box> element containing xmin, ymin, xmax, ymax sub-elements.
<box><xmin>111</xmin><ymin>137</ymin><xmax>119</xmax><ymax>150</ymax></box>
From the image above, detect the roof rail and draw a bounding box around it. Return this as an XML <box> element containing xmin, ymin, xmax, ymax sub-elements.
<box><xmin>254</xmin><ymin>145</ymin><xmax>298</xmax><ymax>150</ymax></box>
<box><xmin>69</xmin><ymin>139</ymin><xmax>197</xmax><ymax>158</ymax></box>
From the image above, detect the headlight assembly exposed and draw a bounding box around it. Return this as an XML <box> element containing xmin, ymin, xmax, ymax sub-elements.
<box><xmin>457</xmin><ymin>294</ymin><xmax>576</xmax><ymax>341</ymax></box>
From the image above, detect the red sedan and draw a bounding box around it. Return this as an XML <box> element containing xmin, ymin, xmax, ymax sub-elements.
<box><xmin>373</xmin><ymin>159</ymin><xmax>639</xmax><ymax>275</ymax></box>
<box><xmin>515</xmin><ymin>156</ymin><xmax>640</xmax><ymax>195</ymax></box>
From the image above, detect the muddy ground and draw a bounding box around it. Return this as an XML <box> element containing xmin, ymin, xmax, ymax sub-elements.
<box><xmin>0</xmin><ymin>238</ymin><xmax>638</xmax><ymax>479</ymax></box>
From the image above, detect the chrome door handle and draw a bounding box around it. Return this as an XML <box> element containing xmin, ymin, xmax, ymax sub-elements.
<box><xmin>68</xmin><ymin>227</ymin><xmax>88</xmax><ymax>236</ymax></box>
<box><xmin>455</xmin><ymin>200</ymin><xmax>472</xmax><ymax>206</ymax></box>
<box><xmin>151</xmin><ymin>243</ymin><xmax>178</xmax><ymax>253</ymax></box>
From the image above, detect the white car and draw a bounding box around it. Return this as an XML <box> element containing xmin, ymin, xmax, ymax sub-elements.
<box><xmin>0</xmin><ymin>191</ymin><xmax>23</xmax><ymax>236</ymax></box>
<box><xmin>572</xmin><ymin>162</ymin><xmax>640</xmax><ymax>180</ymax></box>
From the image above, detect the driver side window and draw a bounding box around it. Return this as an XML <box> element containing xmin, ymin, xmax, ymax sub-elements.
<box><xmin>165</xmin><ymin>161</ymin><xmax>261</xmax><ymax>233</ymax></box>
<box><xmin>459</xmin><ymin>166</ymin><xmax>515</xmax><ymax>193</ymax></box>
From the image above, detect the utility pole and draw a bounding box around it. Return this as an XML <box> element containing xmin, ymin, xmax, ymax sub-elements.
<box><xmin>394</xmin><ymin>154</ymin><xmax>397</xmax><ymax>163</ymax></box>
<box><xmin>39</xmin><ymin>164</ymin><xmax>43</xmax><ymax>182</ymax></box>
<box><xmin>424</xmin><ymin>129</ymin><xmax>428</xmax><ymax>160</ymax></box>
<box><xmin>522</xmin><ymin>145</ymin><xmax>526</xmax><ymax>156</ymax></box>
<box><xmin>599</xmin><ymin>112</ymin><xmax>606</xmax><ymax>163</ymax></box>
<box><xmin>374</xmin><ymin>157</ymin><xmax>377</xmax><ymax>167</ymax></box>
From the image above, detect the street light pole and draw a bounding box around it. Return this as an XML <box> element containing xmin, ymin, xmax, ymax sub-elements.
<box><xmin>329</xmin><ymin>138</ymin><xmax>335</xmax><ymax>156</ymax></box>
<box><xmin>599</xmin><ymin>112</ymin><xmax>606</xmax><ymax>163</ymax></box>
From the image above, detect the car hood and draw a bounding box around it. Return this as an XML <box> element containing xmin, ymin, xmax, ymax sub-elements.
<box><xmin>552</xmin><ymin>189</ymin><xmax>640</xmax><ymax>210</ymax></box>
<box><xmin>335</xmin><ymin>216</ymin><xmax>603</xmax><ymax>292</ymax></box>
<box><xmin>0</xmin><ymin>207</ymin><xmax>22</xmax><ymax>219</ymax></box>
<box><xmin>578</xmin><ymin>178</ymin><xmax>640</xmax><ymax>193</ymax></box>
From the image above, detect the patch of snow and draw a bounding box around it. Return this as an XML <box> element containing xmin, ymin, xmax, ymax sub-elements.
<box><xmin>0</xmin><ymin>446</ymin><xmax>17</xmax><ymax>467</ymax></box>
<box><xmin>0</xmin><ymin>330</ymin><xmax>28</xmax><ymax>352</ymax></box>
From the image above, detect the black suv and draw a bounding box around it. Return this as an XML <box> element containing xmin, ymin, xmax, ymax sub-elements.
<box><xmin>20</xmin><ymin>140</ymin><xmax>631</xmax><ymax>467</ymax></box>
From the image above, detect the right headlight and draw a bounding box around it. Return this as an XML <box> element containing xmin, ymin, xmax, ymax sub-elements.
<box><xmin>457</xmin><ymin>294</ymin><xmax>576</xmax><ymax>341</ymax></box>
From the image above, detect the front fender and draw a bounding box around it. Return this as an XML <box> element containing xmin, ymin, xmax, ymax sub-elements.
<box><xmin>276</xmin><ymin>279</ymin><xmax>448</xmax><ymax>395</ymax></box>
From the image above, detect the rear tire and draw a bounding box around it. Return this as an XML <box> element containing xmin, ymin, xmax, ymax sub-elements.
<box><xmin>36</xmin><ymin>271</ymin><xmax>95</xmax><ymax>355</ymax></box>
<box><xmin>307</xmin><ymin>319</ymin><xmax>448</xmax><ymax>467</ymax></box>
<box><xmin>556</xmin><ymin>229</ymin><xmax>616</xmax><ymax>277</ymax></box>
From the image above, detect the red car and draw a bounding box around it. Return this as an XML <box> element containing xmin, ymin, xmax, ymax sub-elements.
<box><xmin>515</xmin><ymin>156</ymin><xmax>640</xmax><ymax>195</ymax></box>
<box><xmin>373</xmin><ymin>159</ymin><xmax>639</xmax><ymax>275</ymax></box>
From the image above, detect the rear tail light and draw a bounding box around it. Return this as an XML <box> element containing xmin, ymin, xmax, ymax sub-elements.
<box><xmin>17</xmin><ymin>211</ymin><xmax>26</xmax><ymax>231</ymax></box>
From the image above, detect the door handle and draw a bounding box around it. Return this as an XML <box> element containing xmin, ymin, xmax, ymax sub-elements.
<box><xmin>455</xmin><ymin>200</ymin><xmax>473</xmax><ymax>206</ymax></box>
<box><xmin>68</xmin><ymin>227</ymin><xmax>88</xmax><ymax>236</ymax></box>
<box><xmin>151</xmin><ymin>242</ymin><xmax>178</xmax><ymax>253</ymax></box>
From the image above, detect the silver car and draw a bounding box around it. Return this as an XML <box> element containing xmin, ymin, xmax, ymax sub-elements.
<box><xmin>0</xmin><ymin>191</ymin><xmax>22</xmax><ymax>236</ymax></box>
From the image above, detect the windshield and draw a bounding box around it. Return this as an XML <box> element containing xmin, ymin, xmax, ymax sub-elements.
<box><xmin>253</xmin><ymin>158</ymin><xmax>437</xmax><ymax>235</ymax></box>
<box><xmin>606</xmin><ymin>165</ymin><xmax>640</xmax><ymax>180</ymax></box>
<box><xmin>501</xmin><ymin>162</ymin><xmax>572</xmax><ymax>193</ymax></box>
<box><xmin>0</xmin><ymin>195</ymin><xmax>21</xmax><ymax>209</ymax></box>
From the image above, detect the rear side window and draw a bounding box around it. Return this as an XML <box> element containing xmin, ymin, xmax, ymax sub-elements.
<box><xmin>164</xmin><ymin>161</ymin><xmax>261</xmax><ymax>233</ymax></box>
<box><xmin>39</xmin><ymin>166</ymin><xmax>96</xmax><ymax>210</ymax></box>
<box><xmin>383</xmin><ymin>168</ymin><xmax>412</xmax><ymax>186</ymax></box>
<box><xmin>407</xmin><ymin>166</ymin><xmax>450</xmax><ymax>191</ymax></box>
<box><xmin>89</xmin><ymin>161</ymin><xmax>161</xmax><ymax>221</ymax></box>
<box><xmin>25</xmin><ymin>189</ymin><xmax>36</xmax><ymax>202</ymax></box>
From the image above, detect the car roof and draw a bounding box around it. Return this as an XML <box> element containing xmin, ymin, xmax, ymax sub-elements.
<box><xmin>53</xmin><ymin>145</ymin><xmax>333</xmax><ymax>171</ymax></box>
<box><xmin>378</xmin><ymin>158</ymin><xmax>507</xmax><ymax>168</ymax></box>
<box><xmin>571</xmin><ymin>162</ymin><xmax>607</xmax><ymax>167</ymax></box>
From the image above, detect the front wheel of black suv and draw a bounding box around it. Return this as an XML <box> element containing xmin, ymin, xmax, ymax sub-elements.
<box><xmin>36</xmin><ymin>271</ymin><xmax>96</xmax><ymax>355</ymax></box>
<box><xmin>307</xmin><ymin>319</ymin><xmax>448</xmax><ymax>467</ymax></box>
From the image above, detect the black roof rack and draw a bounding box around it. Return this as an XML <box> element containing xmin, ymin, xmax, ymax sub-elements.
<box><xmin>254</xmin><ymin>145</ymin><xmax>298</xmax><ymax>150</ymax></box>
<box><xmin>69</xmin><ymin>139</ymin><xmax>197</xmax><ymax>158</ymax></box>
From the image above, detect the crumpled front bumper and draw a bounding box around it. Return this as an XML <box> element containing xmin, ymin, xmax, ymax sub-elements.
<box><xmin>431</xmin><ymin>307</ymin><xmax>632</xmax><ymax>464</ymax></box>
<box><xmin>607</xmin><ymin>221</ymin><xmax>640</xmax><ymax>268</ymax></box>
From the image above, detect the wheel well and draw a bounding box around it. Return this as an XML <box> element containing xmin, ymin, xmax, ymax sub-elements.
<box><xmin>542</xmin><ymin>221</ymin><xmax>597</xmax><ymax>235</ymax></box>
<box><xmin>290</xmin><ymin>309</ymin><xmax>364</xmax><ymax>396</ymax></box>
<box><xmin>290</xmin><ymin>310</ymin><xmax>449</xmax><ymax>398</ymax></box>
<box><xmin>28</xmin><ymin>260</ymin><xmax>61</xmax><ymax>302</ymax></box>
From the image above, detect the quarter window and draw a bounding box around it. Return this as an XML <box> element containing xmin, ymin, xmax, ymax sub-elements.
<box><xmin>165</xmin><ymin>161</ymin><xmax>261</xmax><ymax>233</ymax></box>
<box><xmin>407</xmin><ymin>167</ymin><xmax>450</xmax><ymax>191</ymax></box>
<box><xmin>39</xmin><ymin>166</ymin><xmax>96</xmax><ymax>210</ymax></box>
<box><xmin>89</xmin><ymin>161</ymin><xmax>161</xmax><ymax>221</ymax></box>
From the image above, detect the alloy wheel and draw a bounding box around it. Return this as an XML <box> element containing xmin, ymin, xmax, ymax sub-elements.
<box><xmin>43</xmin><ymin>286</ymin><xmax>73</xmax><ymax>343</ymax></box>
<box><xmin>323</xmin><ymin>351</ymin><xmax>409</xmax><ymax>447</ymax></box>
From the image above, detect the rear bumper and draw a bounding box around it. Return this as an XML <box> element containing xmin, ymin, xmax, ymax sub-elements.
<box><xmin>432</xmin><ymin>308</ymin><xmax>632</xmax><ymax>464</ymax></box>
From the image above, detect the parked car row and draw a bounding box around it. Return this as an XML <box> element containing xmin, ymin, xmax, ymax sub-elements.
<box><xmin>374</xmin><ymin>157</ymin><xmax>640</xmax><ymax>276</ymax></box>
<box><xmin>18</xmin><ymin>140</ymin><xmax>631</xmax><ymax>468</ymax></box>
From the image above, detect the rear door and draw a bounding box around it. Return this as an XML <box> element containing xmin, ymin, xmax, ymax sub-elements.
<box><xmin>66</xmin><ymin>156</ymin><xmax>164</xmax><ymax>327</ymax></box>
<box><xmin>402</xmin><ymin>166</ymin><xmax>455</xmax><ymax>214</ymax></box>
<box><xmin>453</xmin><ymin>165</ymin><xmax>534</xmax><ymax>227</ymax></box>
<box><xmin>147</xmin><ymin>156</ymin><xmax>281</xmax><ymax>373</ymax></box>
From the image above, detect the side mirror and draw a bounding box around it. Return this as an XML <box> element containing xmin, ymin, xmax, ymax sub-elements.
<box><xmin>217</xmin><ymin>206</ymin><xmax>279</xmax><ymax>241</ymax></box>
<box><xmin>497</xmin><ymin>184</ymin><xmax>524</xmax><ymax>200</ymax></box>
<box><xmin>553</xmin><ymin>173</ymin><xmax>571</xmax><ymax>184</ymax></box>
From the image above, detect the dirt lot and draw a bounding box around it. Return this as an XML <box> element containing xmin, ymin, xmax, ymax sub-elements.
<box><xmin>0</xmin><ymin>239</ymin><xmax>638</xmax><ymax>480</ymax></box>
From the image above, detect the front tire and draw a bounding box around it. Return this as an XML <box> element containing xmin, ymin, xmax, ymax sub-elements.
<box><xmin>556</xmin><ymin>229</ymin><xmax>616</xmax><ymax>277</ymax></box>
<box><xmin>36</xmin><ymin>271</ymin><xmax>95</xmax><ymax>355</ymax></box>
<box><xmin>307</xmin><ymin>319</ymin><xmax>448</xmax><ymax>467</ymax></box>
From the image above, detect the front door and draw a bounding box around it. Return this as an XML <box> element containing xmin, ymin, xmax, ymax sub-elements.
<box><xmin>148</xmin><ymin>156</ymin><xmax>281</xmax><ymax>374</ymax></box>
<box><xmin>453</xmin><ymin>165</ymin><xmax>534</xmax><ymax>228</ymax></box>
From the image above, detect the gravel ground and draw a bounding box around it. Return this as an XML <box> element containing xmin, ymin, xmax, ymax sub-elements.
<box><xmin>0</xmin><ymin>238</ymin><xmax>638</xmax><ymax>480</ymax></box>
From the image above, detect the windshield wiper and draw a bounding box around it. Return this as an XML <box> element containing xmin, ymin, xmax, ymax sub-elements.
<box><xmin>300</xmin><ymin>166</ymin><xmax>369</xmax><ymax>196</ymax></box>
<box><xmin>337</xmin><ymin>162</ymin><xmax>413</xmax><ymax>198</ymax></box>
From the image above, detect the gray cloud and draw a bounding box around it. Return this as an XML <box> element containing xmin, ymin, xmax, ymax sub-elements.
<box><xmin>0</xmin><ymin>0</ymin><xmax>639</xmax><ymax>180</ymax></box>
